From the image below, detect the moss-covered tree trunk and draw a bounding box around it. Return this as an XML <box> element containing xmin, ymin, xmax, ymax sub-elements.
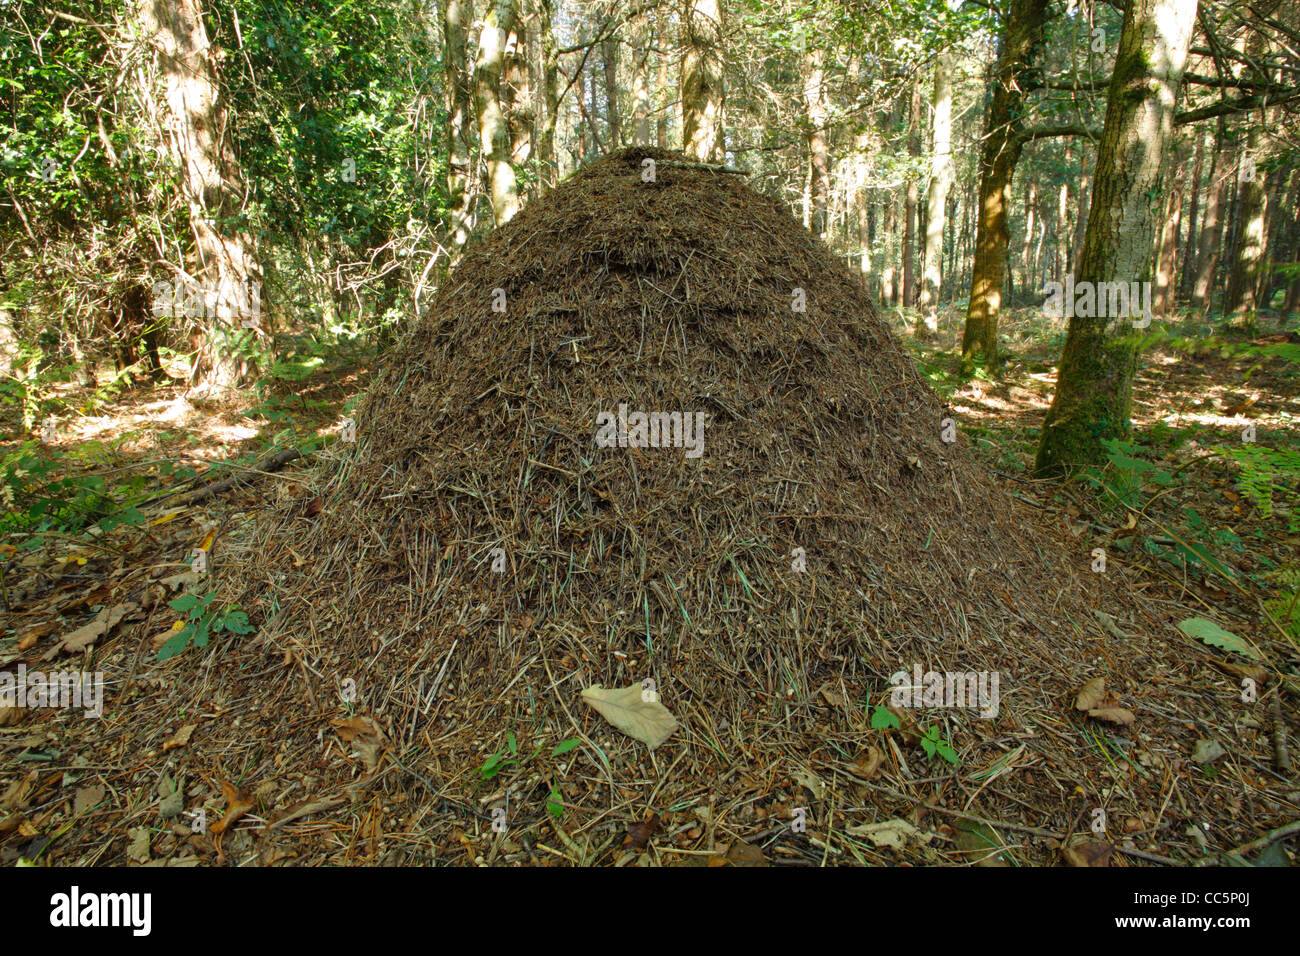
<box><xmin>1035</xmin><ymin>0</ymin><xmax>1198</xmax><ymax>477</ymax></box>
<box><xmin>959</xmin><ymin>0</ymin><xmax>1049</xmax><ymax>373</ymax></box>
<box><xmin>630</xmin><ymin>10</ymin><xmax>652</xmax><ymax>145</ymax></box>
<box><xmin>902</xmin><ymin>76</ymin><xmax>921</xmax><ymax>309</ymax></box>
<box><xmin>535</xmin><ymin>0</ymin><xmax>559</xmax><ymax>189</ymax></box>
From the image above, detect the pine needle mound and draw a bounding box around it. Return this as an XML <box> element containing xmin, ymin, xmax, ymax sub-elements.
<box><xmin>135</xmin><ymin>149</ymin><xmax>1262</xmax><ymax>863</ymax></box>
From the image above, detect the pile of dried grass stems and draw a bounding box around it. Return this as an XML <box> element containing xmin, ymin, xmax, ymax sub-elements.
<box><xmin>70</xmin><ymin>149</ymin><xmax>1299</xmax><ymax>865</ymax></box>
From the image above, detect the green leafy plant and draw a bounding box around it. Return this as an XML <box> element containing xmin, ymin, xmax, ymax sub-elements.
<box><xmin>1216</xmin><ymin>442</ymin><xmax>1300</xmax><ymax>532</ymax></box>
<box><xmin>869</xmin><ymin>704</ymin><xmax>901</xmax><ymax>730</ymax></box>
<box><xmin>477</xmin><ymin>732</ymin><xmax>581</xmax><ymax>822</ymax></box>
<box><xmin>546</xmin><ymin>784</ymin><xmax>564</xmax><ymax>819</ymax></box>
<box><xmin>478</xmin><ymin>732</ymin><xmax>581</xmax><ymax>781</ymax></box>
<box><xmin>158</xmin><ymin>590</ymin><xmax>254</xmax><ymax>661</ymax></box>
<box><xmin>920</xmin><ymin>725</ymin><xmax>960</xmax><ymax>765</ymax></box>
<box><xmin>1263</xmin><ymin>566</ymin><xmax>1300</xmax><ymax>642</ymax></box>
<box><xmin>1085</xmin><ymin>438</ymin><xmax>1174</xmax><ymax>509</ymax></box>
<box><xmin>1</xmin><ymin>442</ymin><xmax>154</xmax><ymax>548</ymax></box>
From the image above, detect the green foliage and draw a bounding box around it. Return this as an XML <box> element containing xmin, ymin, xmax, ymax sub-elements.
<box><xmin>1215</xmin><ymin>442</ymin><xmax>1300</xmax><ymax>532</ymax></box>
<box><xmin>1085</xmin><ymin>440</ymin><xmax>1247</xmax><ymax>582</ymax></box>
<box><xmin>477</xmin><ymin>731</ymin><xmax>581</xmax><ymax>781</ymax></box>
<box><xmin>1262</xmin><ymin>566</ymin><xmax>1300</xmax><ymax>642</ymax></box>
<box><xmin>1085</xmin><ymin>438</ymin><xmax>1174</xmax><ymax>509</ymax></box>
<box><xmin>546</xmin><ymin>784</ymin><xmax>564</xmax><ymax>819</ymax></box>
<box><xmin>920</xmin><ymin>725</ymin><xmax>960</xmax><ymax>765</ymax></box>
<box><xmin>869</xmin><ymin>704</ymin><xmax>900</xmax><ymax>730</ymax></box>
<box><xmin>1177</xmin><ymin>617</ymin><xmax>1258</xmax><ymax>660</ymax></box>
<box><xmin>158</xmin><ymin>590</ymin><xmax>255</xmax><ymax>661</ymax></box>
<box><xmin>476</xmin><ymin>731</ymin><xmax>580</xmax><ymax>821</ymax></box>
<box><xmin>1</xmin><ymin>441</ymin><xmax>149</xmax><ymax>546</ymax></box>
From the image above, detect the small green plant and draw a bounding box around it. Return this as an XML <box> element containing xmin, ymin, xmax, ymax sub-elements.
<box><xmin>869</xmin><ymin>704</ymin><xmax>900</xmax><ymax>730</ymax></box>
<box><xmin>1216</xmin><ymin>442</ymin><xmax>1300</xmax><ymax>532</ymax></box>
<box><xmin>479</xmin><ymin>730</ymin><xmax>523</xmax><ymax>780</ymax></box>
<box><xmin>920</xmin><ymin>725</ymin><xmax>960</xmax><ymax>765</ymax></box>
<box><xmin>1086</xmin><ymin>438</ymin><xmax>1174</xmax><ymax>510</ymax></box>
<box><xmin>478</xmin><ymin>732</ymin><xmax>580</xmax><ymax>781</ymax></box>
<box><xmin>1263</xmin><ymin>565</ymin><xmax>1300</xmax><ymax>641</ymax></box>
<box><xmin>546</xmin><ymin>784</ymin><xmax>564</xmax><ymax>819</ymax></box>
<box><xmin>158</xmin><ymin>590</ymin><xmax>254</xmax><ymax>661</ymax></box>
<box><xmin>477</xmin><ymin>732</ymin><xmax>581</xmax><ymax>822</ymax></box>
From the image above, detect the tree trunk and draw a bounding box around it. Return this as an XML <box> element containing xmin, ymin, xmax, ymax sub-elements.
<box><xmin>1021</xmin><ymin>175</ymin><xmax>1037</xmax><ymax>301</ymax></box>
<box><xmin>960</xmin><ymin>0</ymin><xmax>1050</xmax><ymax>372</ymax></box>
<box><xmin>1224</xmin><ymin>125</ymin><xmax>1267</xmax><ymax>320</ymax></box>
<box><xmin>444</xmin><ymin>0</ymin><xmax>476</xmax><ymax>246</ymax></box>
<box><xmin>1153</xmin><ymin>136</ymin><xmax>1188</xmax><ymax>316</ymax></box>
<box><xmin>802</xmin><ymin>45</ymin><xmax>829</xmax><ymax>240</ymax></box>
<box><xmin>1191</xmin><ymin>118</ymin><xmax>1230</xmax><ymax>309</ymax></box>
<box><xmin>138</xmin><ymin>0</ymin><xmax>261</xmax><ymax>390</ymax></box>
<box><xmin>1035</xmin><ymin>0</ymin><xmax>1197</xmax><ymax>477</ymax></box>
<box><xmin>1070</xmin><ymin>153</ymin><xmax>1091</xmax><ymax>276</ymax></box>
<box><xmin>475</xmin><ymin>0</ymin><xmax>521</xmax><ymax>226</ymax></box>
<box><xmin>505</xmin><ymin>3</ymin><xmax>535</xmax><ymax>190</ymax></box>
<box><xmin>631</xmin><ymin>10</ymin><xmax>652</xmax><ymax>145</ymax></box>
<box><xmin>1286</xmin><ymin>177</ymin><xmax>1300</xmax><ymax>311</ymax></box>
<box><xmin>902</xmin><ymin>77</ymin><xmax>921</xmax><ymax>310</ymax></box>
<box><xmin>1261</xmin><ymin>165</ymin><xmax>1292</xmax><ymax>306</ymax></box>
<box><xmin>681</xmin><ymin>0</ymin><xmax>725</xmax><ymax>163</ymax></box>
<box><xmin>600</xmin><ymin>1</ymin><xmax>621</xmax><ymax>147</ymax></box>
<box><xmin>1177</xmin><ymin>129</ymin><xmax>1205</xmax><ymax>299</ymax></box>
<box><xmin>881</xmin><ymin>199</ymin><xmax>898</xmax><ymax>305</ymax></box>
<box><xmin>656</xmin><ymin>9</ymin><xmax>670</xmax><ymax>149</ymax></box>
<box><xmin>535</xmin><ymin>0</ymin><xmax>559</xmax><ymax>188</ymax></box>
<box><xmin>917</xmin><ymin>52</ymin><xmax>953</xmax><ymax>337</ymax></box>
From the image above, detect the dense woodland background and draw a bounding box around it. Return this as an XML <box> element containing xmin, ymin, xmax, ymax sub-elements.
<box><xmin>2</xmin><ymin>0</ymin><xmax>1300</xmax><ymax>628</ymax></box>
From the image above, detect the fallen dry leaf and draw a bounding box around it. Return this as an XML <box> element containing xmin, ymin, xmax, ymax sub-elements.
<box><xmin>707</xmin><ymin>840</ymin><xmax>767</xmax><ymax>867</ymax></box>
<box><xmin>792</xmin><ymin>766</ymin><xmax>825</xmax><ymax>799</ymax></box>
<box><xmin>624</xmin><ymin>813</ymin><xmax>660</xmax><ymax>850</ymax></box>
<box><xmin>54</xmin><ymin>601</ymin><xmax>138</xmax><ymax>656</ymax></box>
<box><xmin>330</xmin><ymin>715</ymin><xmax>382</xmax><ymax>742</ymax></box>
<box><xmin>163</xmin><ymin>724</ymin><xmax>197</xmax><ymax>751</ymax></box>
<box><xmin>1192</xmin><ymin>738</ymin><xmax>1227</xmax><ymax>764</ymax></box>
<box><xmin>354</xmin><ymin>741</ymin><xmax>382</xmax><ymax>772</ymax></box>
<box><xmin>73</xmin><ymin>785</ymin><xmax>105</xmax><ymax>816</ymax></box>
<box><xmin>1063</xmin><ymin>840</ymin><xmax>1114</xmax><ymax>867</ymax></box>
<box><xmin>1087</xmin><ymin>707</ymin><xmax>1136</xmax><ymax>726</ymax></box>
<box><xmin>846</xmin><ymin>818</ymin><xmax>933</xmax><ymax>849</ymax></box>
<box><xmin>1</xmin><ymin>774</ymin><xmax>35</xmax><ymax>812</ymax></box>
<box><xmin>818</xmin><ymin>684</ymin><xmax>845</xmax><ymax>707</ymax></box>
<box><xmin>127</xmin><ymin>827</ymin><xmax>152</xmax><ymax>864</ymax></box>
<box><xmin>209</xmin><ymin>779</ymin><xmax>254</xmax><ymax>838</ymax></box>
<box><xmin>1092</xmin><ymin>610</ymin><xmax>1129</xmax><ymax>640</ymax></box>
<box><xmin>16</xmin><ymin>622</ymin><xmax>57</xmax><ymax>650</ymax></box>
<box><xmin>580</xmin><ymin>684</ymin><xmax>678</xmax><ymax>749</ymax></box>
<box><xmin>847</xmin><ymin>746</ymin><xmax>886</xmax><ymax>781</ymax></box>
<box><xmin>1074</xmin><ymin>676</ymin><xmax>1106</xmax><ymax>711</ymax></box>
<box><xmin>1213</xmin><ymin>660</ymin><xmax>1268</xmax><ymax>685</ymax></box>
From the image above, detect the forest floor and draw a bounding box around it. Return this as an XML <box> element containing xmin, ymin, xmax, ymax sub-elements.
<box><xmin>2</xmin><ymin>308</ymin><xmax>1299</xmax><ymax>866</ymax></box>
